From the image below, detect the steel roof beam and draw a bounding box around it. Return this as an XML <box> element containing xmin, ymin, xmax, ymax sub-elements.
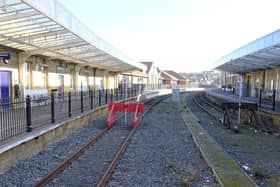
<box><xmin>78</xmin><ymin>52</ymin><xmax>106</xmax><ymax>59</ymax></box>
<box><xmin>0</xmin><ymin>19</ymin><xmax>51</xmax><ymax>31</ymax></box>
<box><xmin>0</xmin><ymin>10</ymin><xmax>39</xmax><ymax>22</ymax></box>
<box><xmin>0</xmin><ymin>22</ymin><xmax>56</xmax><ymax>35</ymax></box>
<box><xmin>88</xmin><ymin>55</ymin><xmax>112</xmax><ymax>62</ymax></box>
<box><xmin>88</xmin><ymin>57</ymin><xmax>115</xmax><ymax>64</ymax></box>
<box><xmin>0</xmin><ymin>2</ymin><xmax>23</xmax><ymax>9</ymax></box>
<box><xmin>17</xmin><ymin>29</ymin><xmax>68</xmax><ymax>40</ymax></box>
<box><xmin>233</xmin><ymin>59</ymin><xmax>268</xmax><ymax>69</ymax></box>
<box><xmin>62</xmin><ymin>49</ymin><xmax>101</xmax><ymax>56</ymax></box>
<box><xmin>29</xmin><ymin>34</ymin><xmax>75</xmax><ymax>44</ymax></box>
<box><xmin>44</xmin><ymin>41</ymin><xmax>87</xmax><ymax>51</ymax></box>
<box><xmin>29</xmin><ymin>35</ymin><xmax>78</xmax><ymax>47</ymax></box>
<box><xmin>0</xmin><ymin>7</ymin><xmax>32</xmax><ymax>16</ymax></box>
<box><xmin>0</xmin><ymin>15</ymin><xmax>44</xmax><ymax>26</ymax></box>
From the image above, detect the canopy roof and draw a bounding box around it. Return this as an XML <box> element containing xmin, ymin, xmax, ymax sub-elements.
<box><xmin>214</xmin><ymin>29</ymin><xmax>280</xmax><ymax>73</ymax></box>
<box><xmin>0</xmin><ymin>0</ymin><xmax>145</xmax><ymax>71</ymax></box>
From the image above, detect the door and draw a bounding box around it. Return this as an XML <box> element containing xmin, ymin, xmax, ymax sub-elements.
<box><xmin>0</xmin><ymin>71</ymin><xmax>11</xmax><ymax>107</ymax></box>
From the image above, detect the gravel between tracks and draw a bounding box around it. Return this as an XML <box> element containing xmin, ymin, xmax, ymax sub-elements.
<box><xmin>108</xmin><ymin>96</ymin><xmax>219</xmax><ymax>187</ymax></box>
<box><xmin>0</xmin><ymin>115</ymin><xmax>107</xmax><ymax>187</ymax></box>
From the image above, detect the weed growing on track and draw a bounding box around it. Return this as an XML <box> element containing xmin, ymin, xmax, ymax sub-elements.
<box><xmin>252</xmin><ymin>165</ymin><xmax>269</xmax><ymax>179</ymax></box>
<box><xmin>157</xmin><ymin>102</ymin><xmax>176</xmax><ymax>113</ymax></box>
<box><xmin>166</xmin><ymin>162</ymin><xmax>196</xmax><ymax>186</ymax></box>
<box><xmin>179</xmin><ymin>178</ymin><xmax>192</xmax><ymax>187</ymax></box>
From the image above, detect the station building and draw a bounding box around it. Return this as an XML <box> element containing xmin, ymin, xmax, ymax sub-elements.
<box><xmin>141</xmin><ymin>61</ymin><xmax>161</xmax><ymax>86</ymax></box>
<box><xmin>214</xmin><ymin>29</ymin><xmax>280</xmax><ymax>100</ymax></box>
<box><xmin>0</xmin><ymin>0</ymin><xmax>145</xmax><ymax>100</ymax></box>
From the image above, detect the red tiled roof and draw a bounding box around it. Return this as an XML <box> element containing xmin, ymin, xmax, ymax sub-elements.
<box><xmin>161</xmin><ymin>71</ymin><xmax>174</xmax><ymax>80</ymax></box>
<box><xmin>122</xmin><ymin>70</ymin><xmax>148</xmax><ymax>77</ymax></box>
<box><xmin>141</xmin><ymin>61</ymin><xmax>153</xmax><ymax>74</ymax></box>
<box><xmin>164</xmin><ymin>70</ymin><xmax>186</xmax><ymax>80</ymax></box>
<box><xmin>157</xmin><ymin>67</ymin><xmax>160</xmax><ymax>73</ymax></box>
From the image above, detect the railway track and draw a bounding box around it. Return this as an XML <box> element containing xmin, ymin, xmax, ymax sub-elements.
<box><xmin>192</xmin><ymin>92</ymin><xmax>267</xmax><ymax>132</ymax></box>
<box><xmin>34</xmin><ymin>95</ymin><xmax>169</xmax><ymax>187</ymax></box>
<box><xmin>192</xmin><ymin>93</ymin><xmax>224</xmax><ymax>123</ymax></box>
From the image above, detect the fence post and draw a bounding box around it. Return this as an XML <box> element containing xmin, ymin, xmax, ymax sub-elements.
<box><xmin>51</xmin><ymin>91</ymin><xmax>56</xmax><ymax>123</ymax></box>
<box><xmin>272</xmin><ymin>89</ymin><xmax>276</xmax><ymax>111</ymax></box>
<box><xmin>116</xmin><ymin>88</ymin><xmax>118</xmax><ymax>101</ymax></box>
<box><xmin>120</xmin><ymin>87</ymin><xmax>123</xmax><ymax>100</ymax></box>
<box><xmin>26</xmin><ymin>95</ymin><xmax>32</xmax><ymax>132</ymax></box>
<box><xmin>105</xmin><ymin>89</ymin><xmax>108</xmax><ymax>104</ymax></box>
<box><xmin>99</xmin><ymin>90</ymin><xmax>101</xmax><ymax>106</ymax></box>
<box><xmin>81</xmin><ymin>89</ymin><xmax>84</xmax><ymax>113</ymax></box>
<box><xmin>68</xmin><ymin>92</ymin><xmax>72</xmax><ymax>117</ymax></box>
<box><xmin>90</xmin><ymin>90</ymin><xmax>93</xmax><ymax>109</ymax></box>
<box><xmin>259</xmin><ymin>89</ymin><xmax>262</xmax><ymax>108</ymax></box>
<box><xmin>93</xmin><ymin>89</ymin><xmax>96</xmax><ymax>107</ymax></box>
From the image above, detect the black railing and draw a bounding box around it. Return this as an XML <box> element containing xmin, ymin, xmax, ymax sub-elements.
<box><xmin>221</xmin><ymin>87</ymin><xmax>279</xmax><ymax>111</ymax></box>
<box><xmin>257</xmin><ymin>88</ymin><xmax>277</xmax><ymax>111</ymax></box>
<box><xmin>0</xmin><ymin>99</ymin><xmax>26</xmax><ymax>140</ymax></box>
<box><xmin>0</xmin><ymin>84</ymin><xmax>189</xmax><ymax>142</ymax></box>
<box><xmin>0</xmin><ymin>87</ymin><xmax>141</xmax><ymax>142</ymax></box>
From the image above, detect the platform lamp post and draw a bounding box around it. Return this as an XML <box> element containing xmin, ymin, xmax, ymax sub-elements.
<box><xmin>237</xmin><ymin>75</ymin><xmax>243</xmax><ymax>126</ymax></box>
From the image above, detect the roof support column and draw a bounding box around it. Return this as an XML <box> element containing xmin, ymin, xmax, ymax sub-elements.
<box><xmin>74</xmin><ymin>64</ymin><xmax>80</xmax><ymax>91</ymax></box>
<box><xmin>276</xmin><ymin>68</ymin><xmax>280</xmax><ymax>100</ymax></box>
<box><xmin>18</xmin><ymin>52</ymin><xmax>31</xmax><ymax>97</ymax></box>
<box><xmin>251</xmin><ymin>72</ymin><xmax>256</xmax><ymax>97</ymax></box>
<box><xmin>93</xmin><ymin>68</ymin><xmax>96</xmax><ymax>90</ymax></box>
<box><xmin>114</xmin><ymin>72</ymin><xmax>118</xmax><ymax>89</ymax></box>
<box><xmin>263</xmin><ymin>70</ymin><xmax>267</xmax><ymax>90</ymax></box>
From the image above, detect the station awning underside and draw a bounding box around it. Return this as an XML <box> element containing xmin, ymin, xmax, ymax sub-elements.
<box><xmin>0</xmin><ymin>0</ymin><xmax>145</xmax><ymax>72</ymax></box>
<box><xmin>214</xmin><ymin>29</ymin><xmax>280</xmax><ymax>73</ymax></box>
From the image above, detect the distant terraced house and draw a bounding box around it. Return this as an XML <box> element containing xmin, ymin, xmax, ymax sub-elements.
<box><xmin>160</xmin><ymin>70</ymin><xmax>187</xmax><ymax>87</ymax></box>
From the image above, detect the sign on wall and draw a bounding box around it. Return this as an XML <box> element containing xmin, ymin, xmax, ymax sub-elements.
<box><xmin>0</xmin><ymin>53</ymin><xmax>10</xmax><ymax>60</ymax></box>
<box><xmin>0</xmin><ymin>53</ymin><xmax>11</xmax><ymax>64</ymax></box>
<box><xmin>56</xmin><ymin>66</ymin><xmax>66</xmax><ymax>74</ymax></box>
<box><xmin>79</xmin><ymin>70</ymin><xmax>89</xmax><ymax>76</ymax></box>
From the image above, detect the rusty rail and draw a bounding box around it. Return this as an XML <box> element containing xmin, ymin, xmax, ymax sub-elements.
<box><xmin>34</xmin><ymin>128</ymin><xmax>108</xmax><ymax>187</ymax></box>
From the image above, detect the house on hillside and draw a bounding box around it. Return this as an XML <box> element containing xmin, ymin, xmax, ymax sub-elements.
<box><xmin>141</xmin><ymin>62</ymin><xmax>160</xmax><ymax>86</ymax></box>
<box><xmin>161</xmin><ymin>70</ymin><xmax>187</xmax><ymax>86</ymax></box>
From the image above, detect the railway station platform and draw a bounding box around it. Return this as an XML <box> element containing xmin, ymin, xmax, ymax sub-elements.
<box><xmin>207</xmin><ymin>89</ymin><xmax>280</xmax><ymax>113</ymax></box>
<box><xmin>206</xmin><ymin>89</ymin><xmax>280</xmax><ymax>131</ymax></box>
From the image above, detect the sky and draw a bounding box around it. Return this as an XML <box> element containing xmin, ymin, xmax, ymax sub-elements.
<box><xmin>59</xmin><ymin>0</ymin><xmax>280</xmax><ymax>72</ymax></box>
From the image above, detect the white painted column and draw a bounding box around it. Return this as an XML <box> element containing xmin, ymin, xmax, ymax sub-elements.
<box><xmin>251</xmin><ymin>72</ymin><xmax>256</xmax><ymax>97</ymax></box>
<box><xmin>264</xmin><ymin>69</ymin><xmax>268</xmax><ymax>90</ymax></box>
<box><xmin>18</xmin><ymin>52</ymin><xmax>31</xmax><ymax>97</ymax></box>
<box><xmin>74</xmin><ymin>65</ymin><xmax>80</xmax><ymax>91</ymax></box>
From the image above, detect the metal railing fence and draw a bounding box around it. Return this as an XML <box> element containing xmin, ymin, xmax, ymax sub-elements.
<box><xmin>0</xmin><ymin>86</ymin><xmax>140</xmax><ymax>142</ymax></box>
<box><xmin>0</xmin><ymin>83</ymin><xmax>189</xmax><ymax>142</ymax></box>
